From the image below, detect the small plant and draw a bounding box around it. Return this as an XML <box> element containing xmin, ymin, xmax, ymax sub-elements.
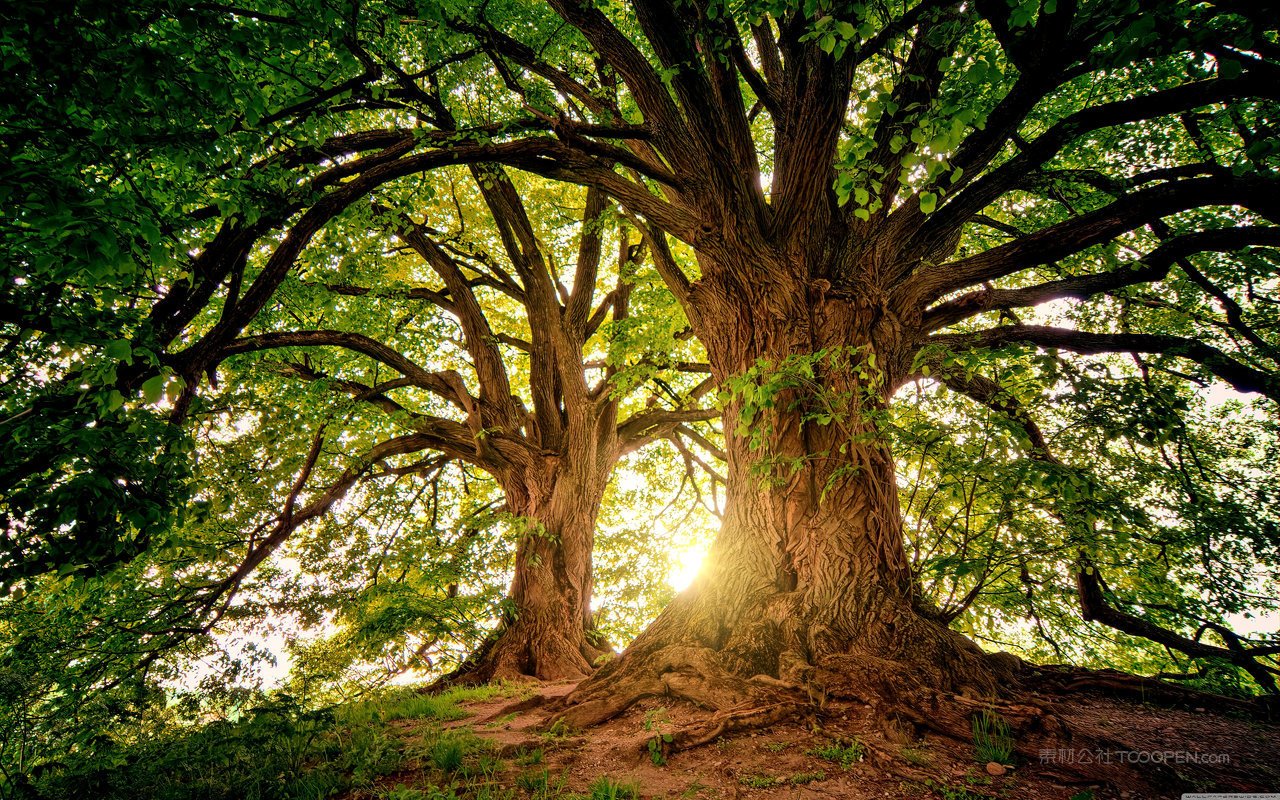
<box><xmin>515</xmin><ymin>746</ymin><xmax>545</xmax><ymax>765</ymax></box>
<box><xmin>764</xmin><ymin>740</ymin><xmax>789</xmax><ymax>752</ymax></box>
<box><xmin>643</xmin><ymin>706</ymin><xmax>671</xmax><ymax>731</ymax></box>
<box><xmin>738</xmin><ymin>774</ymin><xmax>781</xmax><ymax>789</ymax></box>
<box><xmin>970</xmin><ymin>709</ymin><xmax>1014</xmax><ymax>765</ymax></box>
<box><xmin>429</xmin><ymin>732</ymin><xmax>471</xmax><ymax>772</ymax></box>
<box><xmin>543</xmin><ymin>717</ymin><xmax>576</xmax><ymax>742</ymax></box>
<box><xmin>459</xmin><ymin>751</ymin><xmax>506</xmax><ymax>780</ymax></box>
<box><xmin>589</xmin><ymin>775</ymin><xmax>641</xmax><ymax>800</ymax></box>
<box><xmin>647</xmin><ymin>732</ymin><xmax>674</xmax><ymax>765</ymax></box>
<box><xmin>807</xmin><ymin>737</ymin><xmax>864</xmax><ymax>767</ymax></box>
<box><xmin>924</xmin><ymin>778</ymin><xmax>992</xmax><ymax>800</ymax></box>
<box><xmin>901</xmin><ymin>745</ymin><xmax>932</xmax><ymax>766</ymax></box>
<box><xmin>517</xmin><ymin>768</ymin><xmax>550</xmax><ymax>793</ymax></box>
<box><xmin>788</xmin><ymin>770</ymin><xmax>826</xmax><ymax>785</ymax></box>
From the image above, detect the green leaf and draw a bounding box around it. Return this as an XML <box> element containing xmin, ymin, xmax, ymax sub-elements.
<box><xmin>141</xmin><ymin>375</ymin><xmax>167</xmax><ymax>405</ymax></box>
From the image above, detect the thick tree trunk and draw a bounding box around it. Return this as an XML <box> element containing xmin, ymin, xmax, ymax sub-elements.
<box><xmin>560</xmin><ymin>271</ymin><xmax>1009</xmax><ymax>727</ymax></box>
<box><xmin>443</xmin><ymin>469</ymin><xmax>612</xmax><ymax>684</ymax></box>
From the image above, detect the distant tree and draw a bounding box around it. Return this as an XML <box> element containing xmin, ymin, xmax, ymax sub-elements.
<box><xmin>0</xmin><ymin>1</ymin><xmax>715</xmax><ymax>686</ymax></box>
<box><xmin>194</xmin><ymin>164</ymin><xmax>717</xmax><ymax>683</ymax></box>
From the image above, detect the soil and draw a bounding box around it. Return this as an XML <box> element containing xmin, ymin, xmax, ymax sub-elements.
<box><xmin>373</xmin><ymin>680</ymin><xmax>1280</xmax><ymax>800</ymax></box>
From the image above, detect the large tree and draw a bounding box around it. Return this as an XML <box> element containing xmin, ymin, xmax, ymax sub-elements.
<box><xmin>522</xmin><ymin>0</ymin><xmax>1280</xmax><ymax>734</ymax></box>
<box><xmin>208</xmin><ymin>164</ymin><xmax>717</xmax><ymax>682</ymax></box>
<box><xmin>5</xmin><ymin>0</ymin><xmax>1279</xmax><ymax>756</ymax></box>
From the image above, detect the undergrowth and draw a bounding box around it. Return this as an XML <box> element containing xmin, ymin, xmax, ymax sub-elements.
<box><xmin>12</xmin><ymin>683</ymin><xmax>522</xmax><ymax>800</ymax></box>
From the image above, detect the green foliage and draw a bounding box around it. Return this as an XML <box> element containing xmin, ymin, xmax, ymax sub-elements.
<box><xmin>5</xmin><ymin>683</ymin><xmax>512</xmax><ymax>800</ymax></box>
<box><xmin>721</xmin><ymin>345</ymin><xmax>887</xmax><ymax>491</ymax></box>
<box><xmin>807</xmin><ymin>737</ymin><xmax>866</xmax><ymax>768</ymax></box>
<box><xmin>970</xmin><ymin>711</ymin><xmax>1015</xmax><ymax>765</ymax></box>
<box><xmin>646</xmin><ymin>733</ymin><xmax>673</xmax><ymax>766</ymax></box>
<box><xmin>588</xmin><ymin>776</ymin><xmax>641</xmax><ymax>800</ymax></box>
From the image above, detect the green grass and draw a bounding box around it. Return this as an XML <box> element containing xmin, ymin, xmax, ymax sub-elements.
<box><xmin>517</xmin><ymin>768</ymin><xmax>551</xmax><ymax>793</ymax></box>
<box><xmin>20</xmin><ymin>683</ymin><xmax>523</xmax><ymax>800</ymax></box>
<box><xmin>427</xmin><ymin>730</ymin><xmax>472</xmax><ymax>772</ymax></box>
<box><xmin>738</xmin><ymin>774</ymin><xmax>781</xmax><ymax>789</ymax></box>
<box><xmin>739</xmin><ymin>771</ymin><xmax>824</xmax><ymax>789</ymax></box>
<box><xmin>807</xmin><ymin>737</ymin><xmax>865</xmax><ymax>768</ymax></box>
<box><xmin>340</xmin><ymin>683</ymin><xmax>519</xmax><ymax>727</ymax></box>
<box><xmin>970</xmin><ymin>710</ymin><xmax>1014</xmax><ymax>765</ymax></box>
<box><xmin>588</xmin><ymin>775</ymin><xmax>641</xmax><ymax>800</ymax></box>
<box><xmin>924</xmin><ymin>778</ymin><xmax>994</xmax><ymax>800</ymax></box>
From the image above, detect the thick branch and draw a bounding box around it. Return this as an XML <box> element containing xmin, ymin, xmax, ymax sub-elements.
<box><xmin>903</xmin><ymin>176</ymin><xmax>1280</xmax><ymax>306</ymax></box>
<box><xmin>218</xmin><ymin>330</ymin><xmax>475</xmax><ymax>411</ymax></box>
<box><xmin>930</xmin><ymin>324</ymin><xmax>1280</xmax><ymax>401</ymax></box>
<box><xmin>923</xmin><ymin>226</ymin><xmax>1280</xmax><ymax>330</ymax></box>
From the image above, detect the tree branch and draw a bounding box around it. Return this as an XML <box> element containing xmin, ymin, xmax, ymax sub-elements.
<box><xmin>930</xmin><ymin>324</ymin><xmax>1280</xmax><ymax>401</ymax></box>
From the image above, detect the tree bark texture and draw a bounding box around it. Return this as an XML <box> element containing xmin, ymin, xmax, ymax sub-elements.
<box><xmin>463</xmin><ymin>443</ymin><xmax>614</xmax><ymax>683</ymax></box>
<box><xmin>562</xmin><ymin>255</ymin><xmax>1011</xmax><ymax>726</ymax></box>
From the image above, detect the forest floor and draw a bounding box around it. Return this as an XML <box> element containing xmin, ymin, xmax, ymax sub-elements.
<box><xmin>354</xmin><ymin>679</ymin><xmax>1280</xmax><ymax>800</ymax></box>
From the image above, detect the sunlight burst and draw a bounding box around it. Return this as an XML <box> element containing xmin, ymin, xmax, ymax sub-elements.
<box><xmin>667</xmin><ymin>543</ymin><xmax>710</xmax><ymax>592</ymax></box>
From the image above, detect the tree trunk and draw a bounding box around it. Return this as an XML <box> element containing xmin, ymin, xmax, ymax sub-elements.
<box><xmin>560</xmin><ymin>269</ymin><xmax>1010</xmax><ymax>726</ymax></box>
<box><xmin>439</xmin><ymin>472</ymin><xmax>611</xmax><ymax>684</ymax></box>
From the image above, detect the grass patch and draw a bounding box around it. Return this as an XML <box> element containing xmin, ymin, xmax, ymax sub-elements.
<box><xmin>516</xmin><ymin>768</ymin><xmax>550</xmax><ymax>793</ymax></box>
<box><xmin>924</xmin><ymin>778</ymin><xmax>995</xmax><ymax>800</ymax></box>
<box><xmin>788</xmin><ymin>770</ymin><xmax>826</xmax><ymax>785</ymax></box>
<box><xmin>21</xmin><ymin>683</ymin><xmax>524</xmax><ymax>800</ymax></box>
<box><xmin>970</xmin><ymin>710</ymin><xmax>1014</xmax><ymax>765</ymax></box>
<box><xmin>738</xmin><ymin>774</ymin><xmax>781</xmax><ymax>789</ymax></box>
<box><xmin>807</xmin><ymin>737</ymin><xmax>865</xmax><ymax>767</ymax></box>
<box><xmin>340</xmin><ymin>683</ymin><xmax>521</xmax><ymax>727</ymax></box>
<box><xmin>588</xmin><ymin>775</ymin><xmax>641</xmax><ymax>799</ymax></box>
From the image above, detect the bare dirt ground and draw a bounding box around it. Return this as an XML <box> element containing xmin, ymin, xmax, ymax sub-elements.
<box><xmin>384</xmin><ymin>680</ymin><xmax>1280</xmax><ymax>800</ymax></box>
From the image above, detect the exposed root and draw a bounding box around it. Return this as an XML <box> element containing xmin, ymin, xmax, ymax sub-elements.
<box><xmin>425</xmin><ymin>621</ymin><xmax>607</xmax><ymax>692</ymax></box>
<box><xmin>669</xmin><ymin>702</ymin><xmax>801</xmax><ymax>751</ymax></box>
<box><xmin>1031</xmin><ymin>664</ymin><xmax>1277</xmax><ymax>720</ymax></box>
<box><xmin>556</xmin><ymin>644</ymin><xmax>807</xmax><ymax>730</ymax></box>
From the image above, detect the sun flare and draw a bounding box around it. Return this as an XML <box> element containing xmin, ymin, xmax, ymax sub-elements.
<box><xmin>667</xmin><ymin>543</ymin><xmax>710</xmax><ymax>593</ymax></box>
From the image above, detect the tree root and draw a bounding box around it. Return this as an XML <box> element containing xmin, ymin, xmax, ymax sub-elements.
<box><xmin>425</xmin><ymin>621</ymin><xmax>608</xmax><ymax>692</ymax></box>
<box><xmin>551</xmin><ymin>610</ymin><xmax>1271</xmax><ymax>795</ymax></box>
<box><xmin>555</xmin><ymin>644</ymin><xmax>807</xmax><ymax>729</ymax></box>
<box><xmin>669</xmin><ymin>702</ymin><xmax>801</xmax><ymax>751</ymax></box>
<box><xmin>1030</xmin><ymin>664</ymin><xmax>1277</xmax><ymax>720</ymax></box>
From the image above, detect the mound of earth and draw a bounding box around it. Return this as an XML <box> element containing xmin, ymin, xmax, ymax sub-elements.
<box><xmin>356</xmin><ymin>679</ymin><xmax>1278</xmax><ymax>799</ymax></box>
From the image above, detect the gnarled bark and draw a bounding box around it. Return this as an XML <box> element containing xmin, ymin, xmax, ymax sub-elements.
<box><xmin>560</xmin><ymin>276</ymin><xmax>1010</xmax><ymax>729</ymax></box>
<box><xmin>452</xmin><ymin>470</ymin><xmax>613</xmax><ymax>683</ymax></box>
